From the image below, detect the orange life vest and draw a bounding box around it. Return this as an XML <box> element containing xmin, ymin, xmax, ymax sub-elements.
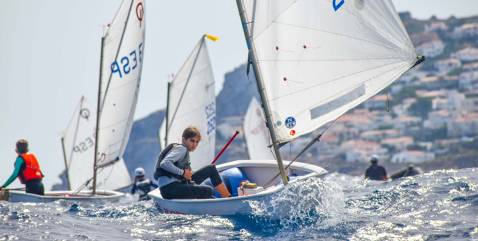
<box><xmin>18</xmin><ymin>153</ymin><xmax>43</xmax><ymax>183</ymax></box>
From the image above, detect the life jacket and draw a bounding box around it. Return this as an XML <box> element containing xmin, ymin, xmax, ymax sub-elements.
<box><xmin>153</xmin><ymin>143</ymin><xmax>190</xmax><ymax>180</ymax></box>
<box><xmin>365</xmin><ymin>165</ymin><xmax>387</xmax><ymax>181</ymax></box>
<box><xmin>18</xmin><ymin>153</ymin><xmax>43</xmax><ymax>184</ymax></box>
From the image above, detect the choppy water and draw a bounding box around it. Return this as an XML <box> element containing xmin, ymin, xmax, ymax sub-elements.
<box><xmin>1</xmin><ymin>168</ymin><xmax>477</xmax><ymax>241</ymax></box>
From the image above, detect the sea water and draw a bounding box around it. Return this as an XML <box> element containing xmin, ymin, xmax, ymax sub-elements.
<box><xmin>1</xmin><ymin>168</ymin><xmax>477</xmax><ymax>240</ymax></box>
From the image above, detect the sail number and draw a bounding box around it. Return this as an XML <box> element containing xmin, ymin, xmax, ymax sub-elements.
<box><xmin>205</xmin><ymin>102</ymin><xmax>216</xmax><ymax>135</ymax></box>
<box><xmin>73</xmin><ymin>136</ymin><xmax>95</xmax><ymax>153</ymax></box>
<box><xmin>333</xmin><ymin>0</ymin><xmax>345</xmax><ymax>11</ymax></box>
<box><xmin>111</xmin><ymin>42</ymin><xmax>144</xmax><ymax>78</ymax></box>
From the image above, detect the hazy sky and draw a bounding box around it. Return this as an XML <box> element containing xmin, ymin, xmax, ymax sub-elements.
<box><xmin>1</xmin><ymin>0</ymin><xmax>477</xmax><ymax>189</ymax></box>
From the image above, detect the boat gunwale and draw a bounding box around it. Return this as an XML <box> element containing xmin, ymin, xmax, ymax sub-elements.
<box><xmin>149</xmin><ymin>160</ymin><xmax>327</xmax><ymax>204</ymax></box>
<box><xmin>7</xmin><ymin>189</ymin><xmax>124</xmax><ymax>201</ymax></box>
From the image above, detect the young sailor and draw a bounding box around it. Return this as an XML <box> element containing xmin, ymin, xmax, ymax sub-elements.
<box><xmin>130</xmin><ymin>167</ymin><xmax>158</xmax><ymax>201</ymax></box>
<box><xmin>155</xmin><ymin>127</ymin><xmax>231</xmax><ymax>199</ymax></box>
<box><xmin>0</xmin><ymin>139</ymin><xmax>45</xmax><ymax>195</ymax></box>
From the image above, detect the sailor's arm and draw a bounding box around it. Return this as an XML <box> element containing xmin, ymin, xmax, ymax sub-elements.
<box><xmin>130</xmin><ymin>182</ymin><xmax>137</xmax><ymax>194</ymax></box>
<box><xmin>382</xmin><ymin>167</ymin><xmax>388</xmax><ymax>181</ymax></box>
<box><xmin>364</xmin><ymin>168</ymin><xmax>370</xmax><ymax>179</ymax></box>
<box><xmin>1</xmin><ymin>157</ymin><xmax>24</xmax><ymax>189</ymax></box>
<box><xmin>150</xmin><ymin>180</ymin><xmax>158</xmax><ymax>188</ymax></box>
<box><xmin>159</xmin><ymin>146</ymin><xmax>187</xmax><ymax>176</ymax></box>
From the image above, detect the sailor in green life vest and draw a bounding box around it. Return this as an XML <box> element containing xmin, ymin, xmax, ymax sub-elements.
<box><xmin>0</xmin><ymin>139</ymin><xmax>45</xmax><ymax>195</ymax></box>
<box><xmin>154</xmin><ymin>126</ymin><xmax>231</xmax><ymax>199</ymax></box>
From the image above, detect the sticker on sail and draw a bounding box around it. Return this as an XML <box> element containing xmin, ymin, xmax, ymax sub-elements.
<box><xmin>332</xmin><ymin>0</ymin><xmax>345</xmax><ymax>11</ymax></box>
<box><xmin>136</xmin><ymin>2</ymin><xmax>144</xmax><ymax>26</ymax></box>
<box><xmin>80</xmin><ymin>108</ymin><xmax>91</xmax><ymax>120</ymax></box>
<box><xmin>285</xmin><ymin>117</ymin><xmax>296</xmax><ymax>129</ymax></box>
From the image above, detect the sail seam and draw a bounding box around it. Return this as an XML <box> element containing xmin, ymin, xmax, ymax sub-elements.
<box><xmin>258</xmin><ymin>56</ymin><xmax>406</xmax><ymax>63</ymax></box>
<box><xmin>340</xmin><ymin>1</ymin><xmax>408</xmax><ymax>57</ymax></box>
<box><xmin>273</xmin><ymin>21</ymin><xmax>400</xmax><ymax>53</ymax></box>
<box><xmin>269</xmin><ymin>59</ymin><xmax>408</xmax><ymax>102</ymax></box>
<box><xmin>250</xmin><ymin>0</ymin><xmax>299</xmax><ymax>41</ymax></box>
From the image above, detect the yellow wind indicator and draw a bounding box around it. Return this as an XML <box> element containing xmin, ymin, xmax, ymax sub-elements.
<box><xmin>205</xmin><ymin>34</ymin><xmax>219</xmax><ymax>42</ymax></box>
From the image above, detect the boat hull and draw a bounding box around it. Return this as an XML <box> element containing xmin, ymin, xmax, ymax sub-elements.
<box><xmin>2</xmin><ymin>190</ymin><xmax>124</xmax><ymax>203</ymax></box>
<box><xmin>149</xmin><ymin>160</ymin><xmax>327</xmax><ymax>217</ymax></box>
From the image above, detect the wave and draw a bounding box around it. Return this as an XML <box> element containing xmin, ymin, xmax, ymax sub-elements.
<box><xmin>1</xmin><ymin>168</ymin><xmax>477</xmax><ymax>240</ymax></box>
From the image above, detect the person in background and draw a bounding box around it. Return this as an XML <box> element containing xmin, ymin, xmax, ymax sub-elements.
<box><xmin>0</xmin><ymin>139</ymin><xmax>45</xmax><ymax>195</ymax></box>
<box><xmin>130</xmin><ymin>167</ymin><xmax>158</xmax><ymax>201</ymax></box>
<box><xmin>364</xmin><ymin>154</ymin><xmax>388</xmax><ymax>181</ymax></box>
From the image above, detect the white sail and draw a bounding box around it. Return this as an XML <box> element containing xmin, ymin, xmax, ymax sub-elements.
<box><xmin>159</xmin><ymin>36</ymin><xmax>216</xmax><ymax>171</ymax></box>
<box><xmin>94</xmin><ymin>0</ymin><xmax>146</xmax><ymax>190</ymax></box>
<box><xmin>159</xmin><ymin>117</ymin><xmax>166</xmax><ymax>149</ymax></box>
<box><xmin>62</xmin><ymin>96</ymin><xmax>97</xmax><ymax>190</ymax></box>
<box><xmin>240</xmin><ymin>0</ymin><xmax>417</xmax><ymax>143</ymax></box>
<box><xmin>244</xmin><ymin>98</ymin><xmax>275</xmax><ymax>160</ymax></box>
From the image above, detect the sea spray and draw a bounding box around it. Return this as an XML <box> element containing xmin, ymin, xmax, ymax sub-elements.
<box><xmin>247</xmin><ymin>175</ymin><xmax>345</xmax><ymax>229</ymax></box>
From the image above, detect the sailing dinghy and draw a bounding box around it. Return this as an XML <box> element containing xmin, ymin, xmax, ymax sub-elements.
<box><xmin>4</xmin><ymin>0</ymin><xmax>146</xmax><ymax>202</ymax></box>
<box><xmin>150</xmin><ymin>0</ymin><xmax>422</xmax><ymax>217</ymax></box>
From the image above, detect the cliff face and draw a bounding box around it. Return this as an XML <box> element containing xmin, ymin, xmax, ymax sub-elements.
<box><xmin>216</xmin><ymin>64</ymin><xmax>259</xmax><ymax>119</ymax></box>
<box><xmin>123</xmin><ymin>110</ymin><xmax>164</xmax><ymax>175</ymax></box>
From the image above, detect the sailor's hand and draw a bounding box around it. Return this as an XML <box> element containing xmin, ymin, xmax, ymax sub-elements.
<box><xmin>183</xmin><ymin>169</ymin><xmax>192</xmax><ymax>181</ymax></box>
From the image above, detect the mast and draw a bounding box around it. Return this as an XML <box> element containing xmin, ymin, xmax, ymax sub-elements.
<box><xmin>60</xmin><ymin>137</ymin><xmax>71</xmax><ymax>190</ymax></box>
<box><xmin>92</xmin><ymin>36</ymin><xmax>106</xmax><ymax>195</ymax></box>
<box><xmin>164</xmin><ymin>81</ymin><xmax>171</xmax><ymax>146</ymax></box>
<box><xmin>236</xmin><ymin>0</ymin><xmax>288</xmax><ymax>185</ymax></box>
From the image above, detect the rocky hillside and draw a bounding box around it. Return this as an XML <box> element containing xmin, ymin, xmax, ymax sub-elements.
<box><xmin>123</xmin><ymin>111</ymin><xmax>164</xmax><ymax>174</ymax></box>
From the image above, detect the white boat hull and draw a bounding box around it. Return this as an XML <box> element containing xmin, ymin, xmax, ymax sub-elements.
<box><xmin>2</xmin><ymin>189</ymin><xmax>124</xmax><ymax>203</ymax></box>
<box><xmin>149</xmin><ymin>160</ymin><xmax>327</xmax><ymax>217</ymax></box>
